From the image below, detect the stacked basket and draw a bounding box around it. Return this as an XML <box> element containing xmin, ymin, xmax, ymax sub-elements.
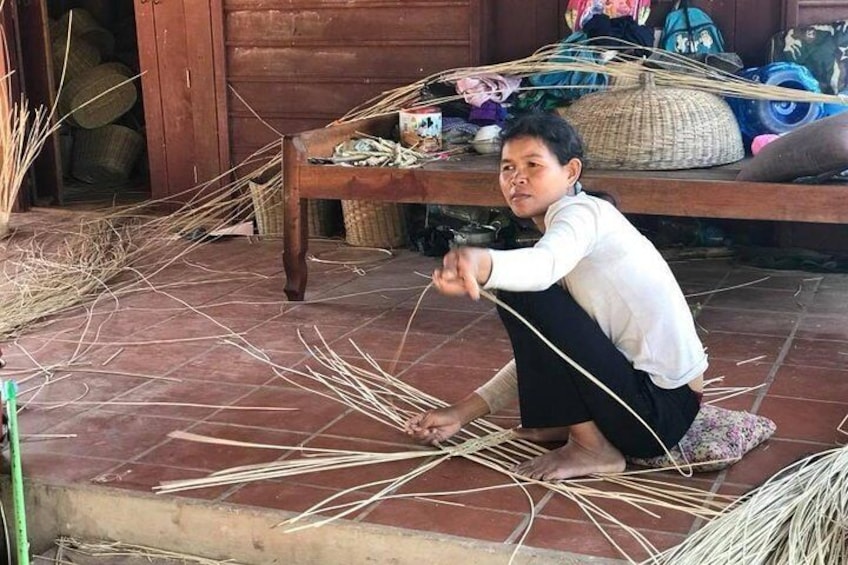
<box><xmin>51</xmin><ymin>8</ymin><xmax>143</xmax><ymax>187</ymax></box>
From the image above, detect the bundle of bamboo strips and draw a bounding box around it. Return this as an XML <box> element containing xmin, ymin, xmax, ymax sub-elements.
<box><xmin>654</xmin><ymin>444</ymin><xmax>848</xmax><ymax>564</ymax></box>
<box><xmin>54</xmin><ymin>536</ymin><xmax>241</xmax><ymax>565</ymax></box>
<box><xmin>156</xmin><ymin>330</ymin><xmax>731</xmax><ymax>564</ymax></box>
<box><xmin>333</xmin><ymin>41</ymin><xmax>848</xmax><ymax>125</ymax></box>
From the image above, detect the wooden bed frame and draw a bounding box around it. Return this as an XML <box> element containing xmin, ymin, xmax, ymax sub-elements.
<box><xmin>282</xmin><ymin>114</ymin><xmax>848</xmax><ymax>301</ymax></box>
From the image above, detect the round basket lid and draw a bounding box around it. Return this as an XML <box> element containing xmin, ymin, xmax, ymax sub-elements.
<box><xmin>558</xmin><ymin>74</ymin><xmax>745</xmax><ymax>170</ymax></box>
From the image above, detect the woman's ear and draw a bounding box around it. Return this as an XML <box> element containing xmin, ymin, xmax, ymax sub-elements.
<box><xmin>564</xmin><ymin>158</ymin><xmax>583</xmax><ymax>185</ymax></box>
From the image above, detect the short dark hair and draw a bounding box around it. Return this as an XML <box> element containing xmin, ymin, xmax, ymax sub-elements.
<box><xmin>500</xmin><ymin>112</ymin><xmax>584</xmax><ymax>165</ymax></box>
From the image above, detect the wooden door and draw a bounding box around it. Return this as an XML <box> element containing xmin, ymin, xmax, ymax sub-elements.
<box><xmin>14</xmin><ymin>0</ymin><xmax>63</xmax><ymax>207</ymax></box>
<box><xmin>135</xmin><ymin>0</ymin><xmax>229</xmax><ymax>202</ymax></box>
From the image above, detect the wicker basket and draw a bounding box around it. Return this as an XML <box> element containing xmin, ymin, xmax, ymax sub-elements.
<box><xmin>51</xmin><ymin>34</ymin><xmax>100</xmax><ymax>82</ymax></box>
<box><xmin>60</xmin><ymin>64</ymin><xmax>137</xmax><ymax>129</ymax></box>
<box><xmin>308</xmin><ymin>199</ymin><xmax>342</xmax><ymax>237</ymax></box>
<box><xmin>72</xmin><ymin>125</ymin><xmax>144</xmax><ymax>184</ymax></box>
<box><xmin>249</xmin><ymin>180</ymin><xmax>284</xmax><ymax>237</ymax></box>
<box><xmin>55</xmin><ymin>8</ymin><xmax>115</xmax><ymax>57</ymax></box>
<box><xmin>342</xmin><ymin>200</ymin><xmax>407</xmax><ymax>248</ymax></box>
<box><xmin>558</xmin><ymin>74</ymin><xmax>744</xmax><ymax>170</ymax></box>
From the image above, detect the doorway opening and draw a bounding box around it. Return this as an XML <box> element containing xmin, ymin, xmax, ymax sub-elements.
<box><xmin>44</xmin><ymin>0</ymin><xmax>149</xmax><ymax>206</ymax></box>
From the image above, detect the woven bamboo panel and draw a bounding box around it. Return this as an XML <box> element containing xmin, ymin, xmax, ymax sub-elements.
<box><xmin>72</xmin><ymin>125</ymin><xmax>143</xmax><ymax>184</ymax></box>
<box><xmin>558</xmin><ymin>75</ymin><xmax>744</xmax><ymax>171</ymax></box>
<box><xmin>60</xmin><ymin>64</ymin><xmax>137</xmax><ymax>129</ymax></box>
<box><xmin>342</xmin><ymin>200</ymin><xmax>407</xmax><ymax>248</ymax></box>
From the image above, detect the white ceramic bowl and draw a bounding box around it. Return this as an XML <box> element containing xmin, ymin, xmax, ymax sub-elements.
<box><xmin>471</xmin><ymin>125</ymin><xmax>502</xmax><ymax>154</ymax></box>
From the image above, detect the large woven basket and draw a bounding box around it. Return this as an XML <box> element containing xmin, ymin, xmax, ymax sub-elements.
<box><xmin>342</xmin><ymin>200</ymin><xmax>407</xmax><ymax>248</ymax></box>
<box><xmin>55</xmin><ymin>8</ymin><xmax>115</xmax><ymax>57</ymax></box>
<box><xmin>60</xmin><ymin>64</ymin><xmax>137</xmax><ymax>129</ymax></box>
<box><xmin>51</xmin><ymin>34</ymin><xmax>100</xmax><ymax>82</ymax></box>
<box><xmin>72</xmin><ymin>125</ymin><xmax>144</xmax><ymax>184</ymax></box>
<box><xmin>558</xmin><ymin>74</ymin><xmax>744</xmax><ymax>170</ymax></box>
<box><xmin>249</xmin><ymin>180</ymin><xmax>284</xmax><ymax>237</ymax></box>
<box><xmin>308</xmin><ymin>199</ymin><xmax>342</xmax><ymax>237</ymax></box>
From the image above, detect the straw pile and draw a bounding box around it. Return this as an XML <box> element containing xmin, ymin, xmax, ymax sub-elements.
<box><xmin>0</xmin><ymin>139</ymin><xmax>283</xmax><ymax>339</ymax></box>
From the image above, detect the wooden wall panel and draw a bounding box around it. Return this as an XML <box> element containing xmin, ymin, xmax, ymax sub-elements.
<box><xmin>228</xmin><ymin>46</ymin><xmax>472</xmax><ymax>79</ymax></box>
<box><xmin>226</xmin><ymin>6</ymin><xmax>472</xmax><ymax>43</ymax></box>
<box><xmin>225</xmin><ymin>0</ymin><xmax>482</xmax><ymax>161</ymax></box>
<box><xmin>486</xmin><ymin>0</ymin><xmax>563</xmax><ymax>63</ymax></box>
<box><xmin>785</xmin><ymin>0</ymin><xmax>848</xmax><ymax>26</ymax></box>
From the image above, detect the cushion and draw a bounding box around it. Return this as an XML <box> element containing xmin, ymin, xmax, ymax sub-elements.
<box><xmin>736</xmin><ymin>111</ymin><xmax>848</xmax><ymax>183</ymax></box>
<box><xmin>627</xmin><ymin>404</ymin><xmax>776</xmax><ymax>472</ymax></box>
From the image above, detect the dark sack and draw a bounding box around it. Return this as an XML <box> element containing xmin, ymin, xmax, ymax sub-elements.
<box><xmin>660</xmin><ymin>0</ymin><xmax>724</xmax><ymax>55</ymax></box>
<box><xmin>769</xmin><ymin>20</ymin><xmax>848</xmax><ymax>95</ymax></box>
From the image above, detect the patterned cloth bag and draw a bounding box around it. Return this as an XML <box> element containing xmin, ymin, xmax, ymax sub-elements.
<box><xmin>565</xmin><ymin>0</ymin><xmax>650</xmax><ymax>32</ymax></box>
<box><xmin>769</xmin><ymin>20</ymin><xmax>848</xmax><ymax>95</ymax></box>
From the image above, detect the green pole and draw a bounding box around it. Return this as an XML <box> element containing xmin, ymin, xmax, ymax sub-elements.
<box><xmin>2</xmin><ymin>381</ymin><xmax>28</xmax><ymax>565</ymax></box>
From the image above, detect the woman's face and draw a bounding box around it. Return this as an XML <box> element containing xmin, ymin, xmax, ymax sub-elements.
<box><xmin>499</xmin><ymin>135</ymin><xmax>581</xmax><ymax>226</ymax></box>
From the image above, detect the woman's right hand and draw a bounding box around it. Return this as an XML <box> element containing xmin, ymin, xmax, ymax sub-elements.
<box><xmin>432</xmin><ymin>247</ymin><xmax>492</xmax><ymax>300</ymax></box>
<box><xmin>404</xmin><ymin>407</ymin><xmax>463</xmax><ymax>445</ymax></box>
<box><xmin>404</xmin><ymin>393</ymin><xmax>491</xmax><ymax>446</ymax></box>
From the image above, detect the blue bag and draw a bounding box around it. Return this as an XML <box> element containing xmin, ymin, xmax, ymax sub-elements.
<box><xmin>527</xmin><ymin>32</ymin><xmax>608</xmax><ymax>102</ymax></box>
<box><xmin>660</xmin><ymin>0</ymin><xmax>724</xmax><ymax>55</ymax></box>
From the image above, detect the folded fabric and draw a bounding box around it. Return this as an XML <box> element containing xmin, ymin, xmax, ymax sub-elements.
<box><xmin>627</xmin><ymin>404</ymin><xmax>776</xmax><ymax>472</ymax></box>
<box><xmin>455</xmin><ymin>73</ymin><xmax>522</xmax><ymax>108</ymax></box>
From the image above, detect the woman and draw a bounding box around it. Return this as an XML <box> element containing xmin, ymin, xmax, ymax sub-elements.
<box><xmin>405</xmin><ymin>112</ymin><xmax>705</xmax><ymax>480</ymax></box>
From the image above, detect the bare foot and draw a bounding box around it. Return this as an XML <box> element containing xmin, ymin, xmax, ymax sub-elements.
<box><xmin>513</xmin><ymin>437</ymin><xmax>625</xmax><ymax>481</ymax></box>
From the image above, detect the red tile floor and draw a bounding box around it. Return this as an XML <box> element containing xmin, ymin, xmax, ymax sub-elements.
<box><xmin>3</xmin><ymin>229</ymin><xmax>848</xmax><ymax>562</ymax></box>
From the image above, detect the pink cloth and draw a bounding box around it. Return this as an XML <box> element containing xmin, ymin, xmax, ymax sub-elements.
<box><xmin>455</xmin><ymin>74</ymin><xmax>522</xmax><ymax>108</ymax></box>
<box><xmin>751</xmin><ymin>134</ymin><xmax>780</xmax><ymax>156</ymax></box>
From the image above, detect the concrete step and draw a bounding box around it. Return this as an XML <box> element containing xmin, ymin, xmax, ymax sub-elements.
<box><xmin>16</xmin><ymin>480</ymin><xmax>617</xmax><ymax>565</ymax></box>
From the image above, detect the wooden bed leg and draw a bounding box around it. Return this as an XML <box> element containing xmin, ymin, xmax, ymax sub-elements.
<box><xmin>282</xmin><ymin>137</ymin><xmax>308</xmax><ymax>301</ymax></box>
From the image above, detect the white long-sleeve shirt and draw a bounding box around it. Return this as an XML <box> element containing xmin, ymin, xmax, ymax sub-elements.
<box><xmin>476</xmin><ymin>192</ymin><xmax>707</xmax><ymax>412</ymax></box>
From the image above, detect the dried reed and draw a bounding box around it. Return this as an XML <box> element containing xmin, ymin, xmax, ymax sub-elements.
<box><xmin>53</xmin><ymin>536</ymin><xmax>242</xmax><ymax>565</ymax></box>
<box><xmin>0</xmin><ymin>3</ymin><xmax>56</xmax><ymax>238</ymax></box>
<box><xmin>334</xmin><ymin>41</ymin><xmax>848</xmax><ymax>124</ymax></box>
<box><xmin>654</xmin><ymin>445</ymin><xmax>848</xmax><ymax>564</ymax></box>
<box><xmin>156</xmin><ymin>330</ymin><xmax>730</xmax><ymax>564</ymax></box>
<box><xmin>0</xmin><ymin>139</ymin><xmax>283</xmax><ymax>339</ymax></box>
